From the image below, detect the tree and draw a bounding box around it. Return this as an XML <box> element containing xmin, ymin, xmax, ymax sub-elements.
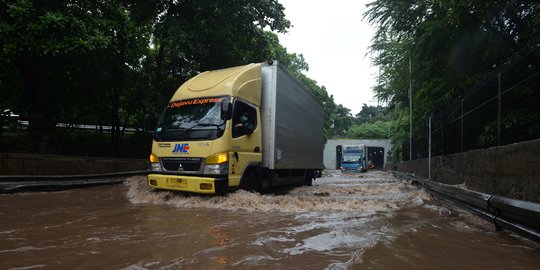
<box><xmin>355</xmin><ymin>103</ymin><xmax>389</xmax><ymax>124</ymax></box>
<box><xmin>0</xmin><ymin>0</ymin><xmax>348</xmax><ymax>156</ymax></box>
<box><xmin>0</xmin><ymin>0</ymin><xmax>156</xmax><ymax>153</ymax></box>
<box><xmin>150</xmin><ymin>0</ymin><xmax>290</xmax><ymax>87</ymax></box>
<box><xmin>365</xmin><ymin>0</ymin><xmax>540</xmax><ymax>160</ymax></box>
<box><xmin>367</xmin><ymin>0</ymin><xmax>540</xmax><ymax>109</ymax></box>
<box><xmin>0</xmin><ymin>0</ymin><xmax>295</xmax><ymax>155</ymax></box>
<box><xmin>332</xmin><ymin>105</ymin><xmax>354</xmax><ymax>137</ymax></box>
<box><xmin>348</xmin><ymin>120</ymin><xmax>391</xmax><ymax>139</ymax></box>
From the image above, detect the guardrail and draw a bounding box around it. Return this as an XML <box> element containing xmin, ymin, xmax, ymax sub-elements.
<box><xmin>394</xmin><ymin>172</ymin><xmax>540</xmax><ymax>243</ymax></box>
<box><xmin>0</xmin><ymin>171</ymin><xmax>149</xmax><ymax>193</ymax></box>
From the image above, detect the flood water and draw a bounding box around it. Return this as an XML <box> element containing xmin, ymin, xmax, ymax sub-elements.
<box><xmin>1</xmin><ymin>171</ymin><xmax>539</xmax><ymax>269</ymax></box>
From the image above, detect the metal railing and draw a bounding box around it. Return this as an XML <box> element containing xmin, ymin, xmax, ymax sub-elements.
<box><xmin>0</xmin><ymin>171</ymin><xmax>148</xmax><ymax>193</ymax></box>
<box><xmin>394</xmin><ymin>172</ymin><xmax>540</xmax><ymax>243</ymax></box>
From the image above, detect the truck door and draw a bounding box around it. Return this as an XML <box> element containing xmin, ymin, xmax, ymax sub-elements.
<box><xmin>229</xmin><ymin>100</ymin><xmax>262</xmax><ymax>186</ymax></box>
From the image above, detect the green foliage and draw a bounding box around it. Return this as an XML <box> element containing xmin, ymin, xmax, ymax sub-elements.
<box><xmin>348</xmin><ymin>121</ymin><xmax>391</xmax><ymax>139</ymax></box>
<box><xmin>0</xmin><ymin>0</ymin><xmax>156</xmax><ymax>153</ymax></box>
<box><xmin>0</xmin><ymin>0</ymin><xmax>345</xmax><ymax>155</ymax></box>
<box><xmin>348</xmin><ymin>107</ymin><xmax>409</xmax><ymax>161</ymax></box>
<box><xmin>387</xmin><ymin>109</ymin><xmax>410</xmax><ymax>161</ymax></box>
<box><xmin>346</xmin><ymin>103</ymin><xmax>392</xmax><ymax>145</ymax></box>
<box><xmin>479</xmin><ymin>110</ymin><xmax>540</xmax><ymax>147</ymax></box>
<box><xmin>365</xmin><ymin>0</ymin><xmax>540</xmax><ymax>160</ymax></box>
<box><xmin>348</xmin><ymin>105</ymin><xmax>395</xmax><ymax>142</ymax></box>
<box><xmin>355</xmin><ymin>104</ymin><xmax>389</xmax><ymax>124</ymax></box>
<box><xmin>332</xmin><ymin>105</ymin><xmax>354</xmax><ymax>137</ymax></box>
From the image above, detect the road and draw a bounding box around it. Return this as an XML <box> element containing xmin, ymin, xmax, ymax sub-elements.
<box><xmin>0</xmin><ymin>171</ymin><xmax>538</xmax><ymax>269</ymax></box>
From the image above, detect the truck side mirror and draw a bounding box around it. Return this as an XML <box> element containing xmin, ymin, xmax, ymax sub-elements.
<box><xmin>221</xmin><ymin>102</ymin><xmax>232</xmax><ymax>120</ymax></box>
<box><xmin>143</xmin><ymin>114</ymin><xmax>157</xmax><ymax>132</ymax></box>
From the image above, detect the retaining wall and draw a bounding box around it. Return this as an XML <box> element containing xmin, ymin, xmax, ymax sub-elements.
<box><xmin>395</xmin><ymin>139</ymin><xmax>540</xmax><ymax>203</ymax></box>
<box><xmin>0</xmin><ymin>153</ymin><xmax>148</xmax><ymax>175</ymax></box>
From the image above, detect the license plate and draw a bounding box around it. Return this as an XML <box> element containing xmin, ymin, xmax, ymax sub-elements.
<box><xmin>167</xmin><ymin>178</ymin><xmax>187</xmax><ymax>188</ymax></box>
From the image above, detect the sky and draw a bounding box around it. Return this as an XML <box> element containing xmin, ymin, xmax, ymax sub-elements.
<box><xmin>277</xmin><ymin>0</ymin><xmax>378</xmax><ymax>115</ymax></box>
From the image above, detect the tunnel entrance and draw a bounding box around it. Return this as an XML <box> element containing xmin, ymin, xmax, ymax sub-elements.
<box><xmin>335</xmin><ymin>145</ymin><xmax>385</xmax><ymax>170</ymax></box>
<box><xmin>367</xmin><ymin>147</ymin><xmax>384</xmax><ymax>169</ymax></box>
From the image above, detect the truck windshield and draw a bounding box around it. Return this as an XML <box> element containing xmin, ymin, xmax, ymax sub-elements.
<box><xmin>342</xmin><ymin>151</ymin><xmax>363</xmax><ymax>163</ymax></box>
<box><xmin>154</xmin><ymin>97</ymin><xmax>228</xmax><ymax>142</ymax></box>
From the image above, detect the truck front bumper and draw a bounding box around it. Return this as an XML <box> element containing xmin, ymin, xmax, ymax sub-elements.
<box><xmin>340</xmin><ymin>166</ymin><xmax>364</xmax><ymax>173</ymax></box>
<box><xmin>147</xmin><ymin>174</ymin><xmax>228</xmax><ymax>194</ymax></box>
<box><xmin>341</xmin><ymin>169</ymin><xmax>361</xmax><ymax>173</ymax></box>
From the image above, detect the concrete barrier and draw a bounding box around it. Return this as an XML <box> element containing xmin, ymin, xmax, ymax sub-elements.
<box><xmin>395</xmin><ymin>139</ymin><xmax>540</xmax><ymax>203</ymax></box>
<box><xmin>0</xmin><ymin>153</ymin><xmax>148</xmax><ymax>175</ymax></box>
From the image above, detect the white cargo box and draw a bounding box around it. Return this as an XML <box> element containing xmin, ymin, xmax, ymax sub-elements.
<box><xmin>260</xmin><ymin>61</ymin><xmax>325</xmax><ymax>170</ymax></box>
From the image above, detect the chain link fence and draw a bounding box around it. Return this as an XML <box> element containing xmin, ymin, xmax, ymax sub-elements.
<box><xmin>405</xmin><ymin>48</ymin><xmax>540</xmax><ymax>160</ymax></box>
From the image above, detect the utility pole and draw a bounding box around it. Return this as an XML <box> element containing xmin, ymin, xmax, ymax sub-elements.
<box><xmin>497</xmin><ymin>73</ymin><xmax>502</xmax><ymax>146</ymax></box>
<box><xmin>409</xmin><ymin>57</ymin><xmax>413</xmax><ymax>161</ymax></box>
<box><xmin>428</xmin><ymin>114</ymin><xmax>432</xmax><ymax>180</ymax></box>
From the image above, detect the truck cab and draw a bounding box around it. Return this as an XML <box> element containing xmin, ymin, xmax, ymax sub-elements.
<box><xmin>340</xmin><ymin>144</ymin><xmax>368</xmax><ymax>173</ymax></box>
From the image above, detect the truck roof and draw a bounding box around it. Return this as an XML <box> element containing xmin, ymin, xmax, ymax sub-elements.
<box><xmin>171</xmin><ymin>63</ymin><xmax>262</xmax><ymax>106</ymax></box>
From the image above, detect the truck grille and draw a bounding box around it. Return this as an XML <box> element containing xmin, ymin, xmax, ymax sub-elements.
<box><xmin>161</xmin><ymin>157</ymin><xmax>202</xmax><ymax>172</ymax></box>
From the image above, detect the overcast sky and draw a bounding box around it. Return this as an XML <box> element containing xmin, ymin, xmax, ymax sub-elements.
<box><xmin>277</xmin><ymin>0</ymin><xmax>378</xmax><ymax>115</ymax></box>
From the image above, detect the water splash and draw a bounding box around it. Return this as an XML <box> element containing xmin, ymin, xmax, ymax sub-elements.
<box><xmin>125</xmin><ymin>171</ymin><xmax>428</xmax><ymax>214</ymax></box>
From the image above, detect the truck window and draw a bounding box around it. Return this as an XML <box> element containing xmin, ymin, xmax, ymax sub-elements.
<box><xmin>153</xmin><ymin>97</ymin><xmax>228</xmax><ymax>142</ymax></box>
<box><xmin>232</xmin><ymin>100</ymin><xmax>257</xmax><ymax>138</ymax></box>
<box><xmin>342</xmin><ymin>147</ymin><xmax>363</xmax><ymax>164</ymax></box>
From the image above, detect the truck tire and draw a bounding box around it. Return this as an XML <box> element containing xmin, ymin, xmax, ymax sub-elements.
<box><xmin>240</xmin><ymin>168</ymin><xmax>262</xmax><ymax>192</ymax></box>
<box><xmin>305</xmin><ymin>170</ymin><xmax>313</xmax><ymax>186</ymax></box>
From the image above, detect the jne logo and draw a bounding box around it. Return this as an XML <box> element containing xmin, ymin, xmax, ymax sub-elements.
<box><xmin>172</xmin><ymin>143</ymin><xmax>189</xmax><ymax>154</ymax></box>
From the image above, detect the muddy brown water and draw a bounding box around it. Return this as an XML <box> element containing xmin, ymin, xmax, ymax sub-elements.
<box><xmin>1</xmin><ymin>171</ymin><xmax>538</xmax><ymax>269</ymax></box>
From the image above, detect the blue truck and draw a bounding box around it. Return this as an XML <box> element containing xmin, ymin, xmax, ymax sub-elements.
<box><xmin>339</xmin><ymin>144</ymin><xmax>368</xmax><ymax>173</ymax></box>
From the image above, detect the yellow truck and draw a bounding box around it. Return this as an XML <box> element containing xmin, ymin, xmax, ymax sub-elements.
<box><xmin>147</xmin><ymin>61</ymin><xmax>324</xmax><ymax>194</ymax></box>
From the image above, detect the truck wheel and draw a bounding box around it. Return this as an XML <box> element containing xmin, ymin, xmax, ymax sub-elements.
<box><xmin>240</xmin><ymin>169</ymin><xmax>261</xmax><ymax>192</ymax></box>
<box><xmin>305</xmin><ymin>170</ymin><xmax>313</xmax><ymax>186</ymax></box>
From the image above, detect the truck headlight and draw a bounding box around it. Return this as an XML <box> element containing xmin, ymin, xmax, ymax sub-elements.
<box><xmin>203</xmin><ymin>152</ymin><xmax>228</xmax><ymax>175</ymax></box>
<box><xmin>203</xmin><ymin>163</ymin><xmax>228</xmax><ymax>175</ymax></box>
<box><xmin>149</xmin><ymin>153</ymin><xmax>162</xmax><ymax>172</ymax></box>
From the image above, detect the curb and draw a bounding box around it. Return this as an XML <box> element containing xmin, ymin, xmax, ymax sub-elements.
<box><xmin>0</xmin><ymin>171</ymin><xmax>149</xmax><ymax>193</ymax></box>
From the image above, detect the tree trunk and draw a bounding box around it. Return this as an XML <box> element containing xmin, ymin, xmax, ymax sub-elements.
<box><xmin>119</xmin><ymin>112</ymin><xmax>132</xmax><ymax>145</ymax></box>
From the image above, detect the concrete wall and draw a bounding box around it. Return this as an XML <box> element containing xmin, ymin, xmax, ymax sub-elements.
<box><xmin>0</xmin><ymin>153</ymin><xmax>148</xmax><ymax>175</ymax></box>
<box><xmin>394</xmin><ymin>139</ymin><xmax>540</xmax><ymax>203</ymax></box>
<box><xmin>324</xmin><ymin>139</ymin><xmax>393</xmax><ymax>169</ymax></box>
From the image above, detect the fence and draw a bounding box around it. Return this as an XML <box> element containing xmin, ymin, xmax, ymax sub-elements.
<box><xmin>405</xmin><ymin>48</ymin><xmax>540</xmax><ymax>160</ymax></box>
<box><xmin>0</xmin><ymin>120</ymin><xmax>152</xmax><ymax>159</ymax></box>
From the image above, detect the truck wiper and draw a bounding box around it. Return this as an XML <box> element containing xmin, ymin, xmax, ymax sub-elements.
<box><xmin>155</xmin><ymin>127</ymin><xmax>189</xmax><ymax>136</ymax></box>
<box><xmin>185</xmin><ymin>122</ymin><xmax>225</xmax><ymax>133</ymax></box>
<box><xmin>153</xmin><ymin>126</ymin><xmax>185</xmax><ymax>141</ymax></box>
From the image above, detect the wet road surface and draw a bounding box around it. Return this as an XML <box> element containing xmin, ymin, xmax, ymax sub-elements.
<box><xmin>1</xmin><ymin>171</ymin><xmax>539</xmax><ymax>269</ymax></box>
